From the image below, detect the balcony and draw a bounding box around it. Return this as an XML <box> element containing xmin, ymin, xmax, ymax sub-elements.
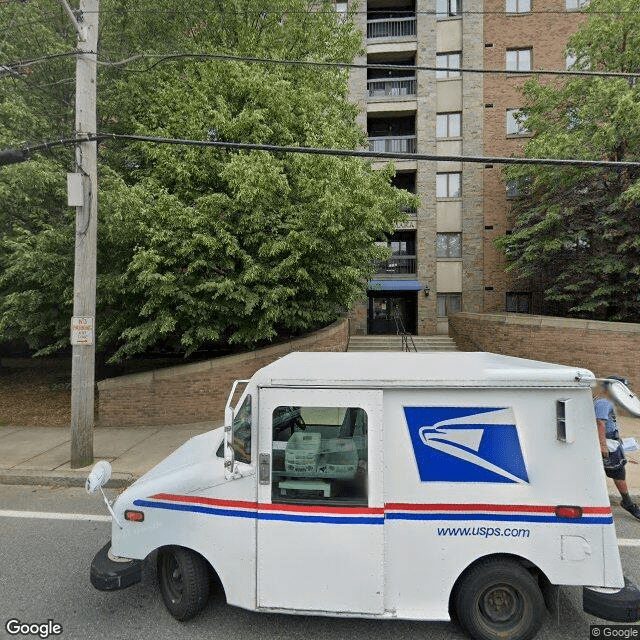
<box><xmin>368</xmin><ymin>135</ymin><xmax>417</xmax><ymax>154</ymax></box>
<box><xmin>375</xmin><ymin>255</ymin><xmax>417</xmax><ymax>277</ymax></box>
<box><xmin>366</xmin><ymin>16</ymin><xmax>416</xmax><ymax>40</ymax></box>
<box><xmin>367</xmin><ymin>76</ymin><xmax>416</xmax><ymax>99</ymax></box>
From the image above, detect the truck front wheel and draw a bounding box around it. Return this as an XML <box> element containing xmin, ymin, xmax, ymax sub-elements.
<box><xmin>157</xmin><ymin>546</ymin><xmax>210</xmax><ymax>621</ymax></box>
<box><xmin>454</xmin><ymin>558</ymin><xmax>545</xmax><ymax>640</ymax></box>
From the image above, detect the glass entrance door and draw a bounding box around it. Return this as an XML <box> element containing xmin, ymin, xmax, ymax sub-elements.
<box><xmin>368</xmin><ymin>293</ymin><xmax>417</xmax><ymax>334</ymax></box>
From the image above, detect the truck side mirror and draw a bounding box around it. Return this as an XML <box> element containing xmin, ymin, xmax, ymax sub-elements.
<box><xmin>224</xmin><ymin>405</ymin><xmax>236</xmax><ymax>479</ymax></box>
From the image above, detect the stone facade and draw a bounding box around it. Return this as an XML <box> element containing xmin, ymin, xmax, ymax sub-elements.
<box><xmin>97</xmin><ymin>319</ymin><xmax>350</xmax><ymax>427</ymax></box>
<box><xmin>349</xmin><ymin>0</ymin><xmax>587</xmax><ymax>333</ymax></box>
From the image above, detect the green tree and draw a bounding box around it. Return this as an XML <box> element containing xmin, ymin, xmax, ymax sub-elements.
<box><xmin>0</xmin><ymin>0</ymin><xmax>416</xmax><ymax>359</ymax></box>
<box><xmin>495</xmin><ymin>0</ymin><xmax>640</xmax><ymax>321</ymax></box>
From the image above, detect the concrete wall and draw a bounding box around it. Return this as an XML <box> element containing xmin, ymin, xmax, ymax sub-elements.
<box><xmin>97</xmin><ymin>319</ymin><xmax>350</xmax><ymax>427</ymax></box>
<box><xmin>450</xmin><ymin>312</ymin><xmax>640</xmax><ymax>392</ymax></box>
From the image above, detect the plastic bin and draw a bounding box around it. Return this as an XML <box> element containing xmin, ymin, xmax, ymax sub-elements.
<box><xmin>285</xmin><ymin>431</ymin><xmax>321</xmax><ymax>475</ymax></box>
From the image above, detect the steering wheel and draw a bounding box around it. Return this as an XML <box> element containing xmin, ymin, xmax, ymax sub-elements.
<box><xmin>293</xmin><ymin>414</ymin><xmax>307</xmax><ymax>431</ymax></box>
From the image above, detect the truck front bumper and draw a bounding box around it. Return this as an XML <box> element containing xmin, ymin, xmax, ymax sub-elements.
<box><xmin>583</xmin><ymin>577</ymin><xmax>640</xmax><ymax>622</ymax></box>
<box><xmin>90</xmin><ymin>541</ymin><xmax>142</xmax><ymax>591</ymax></box>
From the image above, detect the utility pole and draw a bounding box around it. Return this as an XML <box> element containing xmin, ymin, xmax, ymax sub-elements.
<box><xmin>67</xmin><ymin>0</ymin><xmax>99</xmax><ymax>468</ymax></box>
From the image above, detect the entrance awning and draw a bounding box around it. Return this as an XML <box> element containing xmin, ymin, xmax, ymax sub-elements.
<box><xmin>368</xmin><ymin>280</ymin><xmax>422</xmax><ymax>292</ymax></box>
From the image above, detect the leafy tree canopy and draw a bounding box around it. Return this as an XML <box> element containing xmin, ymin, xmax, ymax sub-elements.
<box><xmin>0</xmin><ymin>0</ymin><xmax>416</xmax><ymax>360</ymax></box>
<box><xmin>495</xmin><ymin>0</ymin><xmax>640</xmax><ymax>321</ymax></box>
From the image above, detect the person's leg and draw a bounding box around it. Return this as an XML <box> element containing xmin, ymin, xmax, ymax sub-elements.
<box><xmin>614</xmin><ymin>478</ymin><xmax>632</xmax><ymax>503</ymax></box>
<box><xmin>610</xmin><ymin>470</ymin><xmax>640</xmax><ymax>520</ymax></box>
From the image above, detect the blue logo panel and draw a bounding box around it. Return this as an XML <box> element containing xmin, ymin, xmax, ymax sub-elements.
<box><xmin>403</xmin><ymin>406</ymin><xmax>529</xmax><ymax>484</ymax></box>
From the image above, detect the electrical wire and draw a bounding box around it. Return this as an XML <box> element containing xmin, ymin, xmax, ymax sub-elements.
<box><xmin>95</xmin><ymin>51</ymin><xmax>640</xmax><ymax>79</ymax></box>
<box><xmin>3</xmin><ymin>132</ymin><xmax>639</xmax><ymax>169</ymax></box>
<box><xmin>0</xmin><ymin>50</ymin><xmax>79</xmax><ymax>75</ymax></box>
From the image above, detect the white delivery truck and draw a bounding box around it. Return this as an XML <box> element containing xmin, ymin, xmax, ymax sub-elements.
<box><xmin>87</xmin><ymin>352</ymin><xmax>640</xmax><ymax>640</ymax></box>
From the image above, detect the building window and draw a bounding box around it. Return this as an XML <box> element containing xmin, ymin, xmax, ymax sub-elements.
<box><xmin>436</xmin><ymin>52</ymin><xmax>462</xmax><ymax>79</ymax></box>
<box><xmin>506</xmin><ymin>292</ymin><xmax>531</xmax><ymax>313</ymax></box>
<box><xmin>436</xmin><ymin>172</ymin><xmax>462</xmax><ymax>199</ymax></box>
<box><xmin>436</xmin><ymin>0</ymin><xmax>461</xmax><ymax>19</ymax></box>
<box><xmin>437</xmin><ymin>293</ymin><xmax>462</xmax><ymax>316</ymax></box>
<box><xmin>271</xmin><ymin>406</ymin><xmax>368</xmax><ymax>506</ymax></box>
<box><xmin>506</xmin><ymin>108</ymin><xmax>529</xmax><ymax>135</ymax></box>
<box><xmin>436</xmin><ymin>112</ymin><xmax>462</xmax><ymax>138</ymax></box>
<box><xmin>506</xmin><ymin>48</ymin><xmax>532</xmax><ymax>72</ymax></box>
<box><xmin>436</xmin><ymin>233</ymin><xmax>462</xmax><ymax>258</ymax></box>
<box><xmin>506</xmin><ymin>0</ymin><xmax>531</xmax><ymax>12</ymax></box>
<box><xmin>506</xmin><ymin>179</ymin><xmax>520</xmax><ymax>198</ymax></box>
<box><xmin>566</xmin><ymin>0</ymin><xmax>589</xmax><ymax>9</ymax></box>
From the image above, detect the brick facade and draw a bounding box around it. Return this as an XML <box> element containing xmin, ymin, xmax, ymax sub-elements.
<box><xmin>482</xmin><ymin>0</ymin><xmax>586</xmax><ymax>312</ymax></box>
<box><xmin>97</xmin><ymin>319</ymin><xmax>350</xmax><ymax>427</ymax></box>
<box><xmin>450</xmin><ymin>312</ymin><xmax>640</xmax><ymax>393</ymax></box>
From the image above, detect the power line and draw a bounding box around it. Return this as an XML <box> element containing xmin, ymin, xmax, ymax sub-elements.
<box><xmin>33</xmin><ymin>4</ymin><xmax>640</xmax><ymax>16</ymax></box>
<box><xmin>96</xmin><ymin>51</ymin><xmax>640</xmax><ymax>79</ymax></box>
<box><xmin>0</xmin><ymin>50</ymin><xmax>79</xmax><ymax>76</ymax></box>
<box><xmin>0</xmin><ymin>2</ymin><xmax>635</xmax><ymax>34</ymax></box>
<box><xmin>3</xmin><ymin>132</ymin><xmax>640</xmax><ymax>169</ymax></box>
<box><xmin>3</xmin><ymin>49</ymin><xmax>636</xmax><ymax>80</ymax></box>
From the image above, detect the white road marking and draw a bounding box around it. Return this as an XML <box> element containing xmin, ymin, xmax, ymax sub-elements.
<box><xmin>0</xmin><ymin>509</ymin><xmax>110</xmax><ymax>522</ymax></box>
<box><xmin>618</xmin><ymin>539</ymin><xmax>640</xmax><ymax>547</ymax></box>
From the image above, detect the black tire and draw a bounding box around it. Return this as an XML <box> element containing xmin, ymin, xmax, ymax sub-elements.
<box><xmin>454</xmin><ymin>558</ymin><xmax>545</xmax><ymax>640</ymax></box>
<box><xmin>157</xmin><ymin>546</ymin><xmax>210</xmax><ymax>621</ymax></box>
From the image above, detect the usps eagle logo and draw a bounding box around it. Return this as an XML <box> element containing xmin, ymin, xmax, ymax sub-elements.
<box><xmin>403</xmin><ymin>407</ymin><xmax>529</xmax><ymax>484</ymax></box>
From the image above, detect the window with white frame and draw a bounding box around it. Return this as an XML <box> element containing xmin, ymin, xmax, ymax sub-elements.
<box><xmin>436</xmin><ymin>112</ymin><xmax>462</xmax><ymax>138</ymax></box>
<box><xmin>436</xmin><ymin>233</ymin><xmax>462</xmax><ymax>258</ymax></box>
<box><xmin>436</xmin><ymin>172</ymin><xmax>462</xmax><ymax>198</ymax></box>
<box><xmin>506</xmin><ymin>0</ymin><xmax>531</xmax><ymax>13</ymax></box>
<box><xmin>437</xmin><ymin>293</ymin><xmax>462</xmax><ymax>316</ymax></box>
<box><xmin>436</xmin><ymin>52</ymin><xmax>462</xmax><ymax>79</ymax></box>
<box><xmin>566</xmin><ymin>0</ymin><xmax>589</xmax><ymax>9</ymax></box>
<box><xmin>506</xmin><ymin>108</ymin><xmax>529</xmax><ymax>135</ymax></box>
<box><xmin>436</xmin><ymin>0</ymin><xmax>461</xmax><ymax>19</ymax></box>
<box><xmin>506</xmin><ymin>48</ymin><xmax>532</xmax><ymax>72</ymax></box>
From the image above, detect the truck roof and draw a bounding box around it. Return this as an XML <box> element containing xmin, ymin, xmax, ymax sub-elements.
<box><xmin>253</xmin><ymin>351</ymin><xmax>595</xmax><ymax>389</ymax></box>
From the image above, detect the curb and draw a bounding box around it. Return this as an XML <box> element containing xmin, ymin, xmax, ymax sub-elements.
<box><xmin>0</xmin><ymin>468</ymin><xmax>136</xmax><ymax>488</ymax></box>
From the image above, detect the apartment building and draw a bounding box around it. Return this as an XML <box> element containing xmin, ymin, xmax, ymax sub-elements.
<box><xmin>347</xmin><ymin>0</ymin><xmax>587</xmax><ymax>335</ymax></box>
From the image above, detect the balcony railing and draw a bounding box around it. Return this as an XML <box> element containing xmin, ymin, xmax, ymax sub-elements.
<box><xmin>368</xmin><ymin>135</ymin><xmax>417</xmax><ymax>154</ymax></box>
<box><xmin>366</xmin><ymin>16</ymin><xmax>417</xmax><ymax>40</ymax></box>
<box><xmin>401</xmin><ymin>205</ymin><xmax>417</xmax><ymax>216</ymax></box>
<box><xmin>375</xmin><ymin>255</ymin><xmax>417</xmax><ymax>276</ymax></box>
<box><xmin>367</xmin><ymin>76</ymin><xmax>416</xmax><ymax>99</ymax></box>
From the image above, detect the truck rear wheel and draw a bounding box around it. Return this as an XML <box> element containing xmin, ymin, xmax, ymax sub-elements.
<box><xmin>157</xmin><ymin>546</ymin><xmax>210</xmax><ymax>621</ymax></box>
<box><xmin>454</xmin><ymin>558</ymin><xmax>545</xmax><ymax>640</ymax></box>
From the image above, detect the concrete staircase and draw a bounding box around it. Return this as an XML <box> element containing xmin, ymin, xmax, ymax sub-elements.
<box><xmin>347</xmin><ymin>335</ymin><xmax>458</xmax><ymax>352</ymax></box>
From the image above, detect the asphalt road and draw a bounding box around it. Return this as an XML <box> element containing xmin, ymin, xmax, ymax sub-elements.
<box><xmin>2</xmin><ymin>485</ymin><xmax>640</xmax><ymax>640</ymax></box>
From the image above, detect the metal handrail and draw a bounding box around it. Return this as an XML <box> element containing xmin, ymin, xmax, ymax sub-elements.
<box><xmin>368</xmin><ymin>135</ymin><xmax>417</xmax><ymax>154</ymax></box>
<box><xmin>367</xmin><ymin>76</ymin><xmax>417</xmax><ymax>98</ymax></box>
<box><xmin>375</xmin><ymin>255</ymin><xmax>417</xmax><ymax>276</ymax></box>
<box><xmin>393</xmin><ymin>312</ymin><xmax>417</xmax><ymax>352</ymax></box>
<box><xmin>367</xmin><ymin>16</ymin><xmax>417</xmax><ymax>39</ymax></box>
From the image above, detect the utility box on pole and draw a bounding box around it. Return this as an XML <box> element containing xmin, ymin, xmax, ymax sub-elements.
<box><xmin>70</xmin><ymin>0</ymin><xmax>99</xmax><ymax>469</ymax></box>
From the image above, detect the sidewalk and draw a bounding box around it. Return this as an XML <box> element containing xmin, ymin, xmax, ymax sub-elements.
<box><xmin>0</xmin><ymin>421</ymin><xmax>220</xmax><ymax>488</ymax></box>
<box><xmin>2</xmin><ymin>417</ymin><xmax>640</xmax><ymax>498</ymax></box>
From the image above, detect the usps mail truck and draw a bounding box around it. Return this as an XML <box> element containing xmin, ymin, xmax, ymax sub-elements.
<box><xmin>88</xmin><ymin>352</ymin><xmax>640</xmax><ymax>640</ymax></box>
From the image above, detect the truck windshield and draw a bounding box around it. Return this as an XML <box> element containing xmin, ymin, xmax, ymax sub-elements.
<box><xmin>216</xmin><ymin>394</ymin><xmax>252</xmax><ymax>464</ymax></box>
